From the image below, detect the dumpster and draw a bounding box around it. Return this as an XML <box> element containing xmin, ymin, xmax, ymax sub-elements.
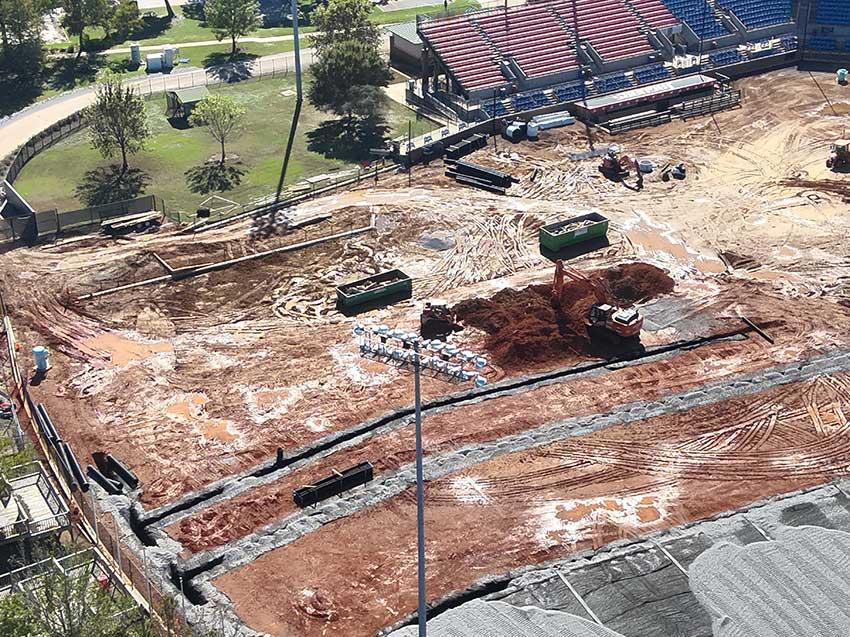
<box><xmin>539</xmin><ymin>212</ymin><xmax>609</xmax><ymax>252</ymax></box>
<box><xmin>336</xmin><ymin>269</ymin><xmax>412</xmax><ymax>310</ymax></box>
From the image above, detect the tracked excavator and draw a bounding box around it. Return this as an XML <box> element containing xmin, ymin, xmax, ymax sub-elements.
<box><xmin>420</xmin><ymin>300</ymin><xmax>462</xmax><ymax>339</ymax></box>
<box><xmin>599</xmin><ymin>147</ymin><xmax>633</xmax><ymax>181</ymax></box>
<box><xmin>827</xmin><ymin>140</ymin><xmax>850</xmax><ymax>171</ymax></box>
<box><xmin>552</xmin><ymin>260</ymin><xmax>643</xmax><ymax>342</ymax></box>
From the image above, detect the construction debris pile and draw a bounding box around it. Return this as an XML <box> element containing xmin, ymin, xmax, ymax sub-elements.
<box><xmin>454</xmin><ymin>263</ymin><xmax>674</xmax><ymax>367</ymax></box>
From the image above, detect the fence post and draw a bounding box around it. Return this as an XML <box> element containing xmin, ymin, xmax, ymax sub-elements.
<box><xmin>143</xmin><ymin>547</ymin><xmax>152</xmax><ymax>606</ymax></box>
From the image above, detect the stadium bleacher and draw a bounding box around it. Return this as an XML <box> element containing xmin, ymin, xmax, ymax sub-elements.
<box><xmin>660</xmin><ymin>0</ymin><xmax>729</xmax><ymax>38</ymax></box>
<box><xmin>627</xmin><ymin>0</ymin><xmax>680</xmax><ymax>29</ymax></box>
<box><xmin>511</xmin><ymin>90</ymin><xmax>552</xmax><ymax>111</ymax></box>
<box><xmin>716</xmin><ymin>0</ymin><xmax>792</xmax><ymax>30</ymax></box>
<box><xmin>594</xmin><ymin>72</ymin><xmax>633</xmax><ymax>92</ymax></box>
<box><xmin>553</xmin><ymin>81</ymin><xmax>587</xmax><ymax>102</ymax></box>
<box><xmin>816</xmin><ymin>0</ymin><xmax>850</xmax><ymax>26</ymax></box>
<box><xmin>633</xmin><ymin>63</ymin><xmax>672</xmax><ymax>83</ymax></box>
<box><xmin>806</xmin><ymin>36</ymin><xmax>839</xmax><ymax>51</ymax></box>
<box><xmin>475</xmin><ymin>4</ymin><xmax>579</xmax><ymax>79</ymax></box>
<box><xmin>708</xmin><ymin>47</ymin><xmax>745</xmax><ymax>65</ymax></box>
<box><xmin>546</xmin><ymin>0</ymin><xmax>656</xmax><ymax>61</ymax></box>
<box><xmin>419</xmin><ymin>17</ymin><xmax>508</xmax><ymax>91</ymax></box>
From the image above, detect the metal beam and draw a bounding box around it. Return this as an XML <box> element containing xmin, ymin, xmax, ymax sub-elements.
<box><xmin>556</xmin><ymin>570</ymin><xmax>604</xmax><ymax>626</ymax></box>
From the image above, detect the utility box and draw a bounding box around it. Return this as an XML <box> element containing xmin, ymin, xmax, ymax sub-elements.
<box><xmin>539</xmin><ymin>212</ymin><xmax>609</xmax><ymax>252</ymax></box>
<box><xmin>145</xmin><ymin>54</ymin><xmax>162</xmax><ymax>73</ymax></box>
<box><xmin>336</xmin><ymin>269</ymin><xmax>412</xmax><ymax>310</ymax></box>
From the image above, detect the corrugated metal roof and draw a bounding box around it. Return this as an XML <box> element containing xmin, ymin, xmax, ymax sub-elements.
<box><xmin>386</xmin><ymin>21</ymin><xmax>422</xmax><ymax>45</ymax></box>
<box><xmin>169</xmin><ymin>86</ymin><xmax>211</xmax><ymax>104</ymax></box>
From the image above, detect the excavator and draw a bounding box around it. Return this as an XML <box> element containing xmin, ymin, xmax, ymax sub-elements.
<box><xmin>552</xmin><ymin>260</ymin><xmax>643</xmax><ymax>342</ymax></box>
<box><xmin>599</xmin><ymin>146</ymin><xmax>633</xmax><ymax>181</ymax></box>
<box><xmin>827</xmin><ymin>140</ymin><xmax>850</xmax><ymax>171</ymax></box>
<box><xmin>420</xmin><ymin>300</ymin><xmax>462</xmax><ymax>339</ymax></box>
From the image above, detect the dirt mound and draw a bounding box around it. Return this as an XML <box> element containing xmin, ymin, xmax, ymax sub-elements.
<box><xmin>454</xmin><ymin>263</ymin><xmax>674</xmax><ymax>369</ymax></box>
<box><xmin>604</xmin><ymin>262</ymin><xmax>675</xmax><ymax>303</ymax></box>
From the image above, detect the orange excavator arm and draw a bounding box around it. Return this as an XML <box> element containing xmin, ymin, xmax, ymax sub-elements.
<box><xmin>560</xmin><ymin>263</ymin><xmax>608</xmax><ymax>304</ymax></box>
<box><xmin>553</xmin><ymin>260</ymin><xmax>565</xmax><ymax>305</ymax></box>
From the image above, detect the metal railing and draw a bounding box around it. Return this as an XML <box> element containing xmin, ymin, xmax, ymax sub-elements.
<box><xmin>0</xmin><ymin>291</ymin><xmax>186</xmax><ymax>632</ymax></box>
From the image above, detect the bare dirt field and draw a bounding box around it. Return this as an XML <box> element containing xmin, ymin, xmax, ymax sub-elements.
<box><xmin>214</xmin><ymin>372</ymin><xmax>850</xmax><ymax>637</ymax></box>
<box><xmin>2</xmin><ymin>67</ymin><xmax>850</xmax><ymax>636</ymax></box>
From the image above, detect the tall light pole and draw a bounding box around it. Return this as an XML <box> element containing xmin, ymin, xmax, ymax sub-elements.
<box><xmin>355</xmin><ymin>324</ymin><xmax>487</xmax><ymax>636</ymax></box>
<box><xmin>274</xmin><ymin>0</ymin><xmax>303</xmax><ymax>203</ymax></box>
<box><xmin>412</xmin><ymin>340</ymin><xmax>427</xmax><ymax>637</ymax></box>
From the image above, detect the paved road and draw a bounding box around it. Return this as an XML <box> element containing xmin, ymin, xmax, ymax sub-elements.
<box><xmin>0</xmin><ymin>48</ymin><xmax>315</xmax><ymax>162</ymax></box>
<box><xmin>103</xmin><ymin>33</ymin><xmax>302</xmax><ymax>55</ymax></box>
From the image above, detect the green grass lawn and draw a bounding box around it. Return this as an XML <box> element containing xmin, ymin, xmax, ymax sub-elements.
<box><xmin>23</xmin><ymin>39</ymin><xmax>298</xmax><ymax>107</ymax></box>
<box><xmin>370</xmin><ymin>0</ymin><xmax>480</xmax><ymax>25</ymax></box>
<box><xmin>48</xmin><ymin>5</ymin><xmax>312</xmax><ymax>52</ymax></box>
<box><xmin>14</xmin><ymin>76</ymin><xmax>436</xmax><ymax>218</ymax></box>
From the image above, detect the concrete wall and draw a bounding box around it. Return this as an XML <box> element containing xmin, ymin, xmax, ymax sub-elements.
<box><xmin>391</xmin><ymin>35</ymin><xmax>424</xmax><ymax>72</ymax></box>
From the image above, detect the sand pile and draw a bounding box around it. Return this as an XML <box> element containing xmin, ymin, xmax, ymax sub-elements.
<box><xmin>454</xmin><ymin>263</ymin><xmax>674</xmax><ymax>368</ymax></box>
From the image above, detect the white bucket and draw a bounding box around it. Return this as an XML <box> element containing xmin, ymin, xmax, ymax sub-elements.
<box><xmin>32</xmin><ymin>346</ymin><xmax>49</xmax><ymax>372</ymax></box>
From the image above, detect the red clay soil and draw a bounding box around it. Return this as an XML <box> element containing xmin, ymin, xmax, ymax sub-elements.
<box><xmin>168</xmin><ymin>286</ymin><xmax>849</xmax><ymax>553</ymax></box>
<box><xmin>454</xmin><ymin>263</ymin><xmax>674</xmax><ymax>368</ymax></box>
<box><xmin>168</xmin><ymin>333</ymin><xmax>754</xmax><ymax>554</ymax></box>
<box><xmin>214</xmin><ymin>373</ymin><xmax>850</xmax><ymax>637</ymax></box>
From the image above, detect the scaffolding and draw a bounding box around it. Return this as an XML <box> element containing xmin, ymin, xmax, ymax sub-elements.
<box><xmin>0</xmin><ymin>461</ymin><xmax>69</xmax><ymax>545</ymax></box>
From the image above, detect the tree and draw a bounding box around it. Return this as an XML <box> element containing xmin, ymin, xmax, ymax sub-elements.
<box><xmin>189</xmin><ymin>94</ymin><xmax>246</xmax><ymax>164</ymax></box>
<box><xmin>0</xmin><ymin>0</ymin><xmax>42</xmax><ymax>51</ymax></box>
<box><xmin>0</xmin><ymin>594</ymin><xmax>38</xmax><ymax>637</ymax></box>
<box><xmin>204</xmin><ymin>0</ymin><xmax>261</xmax><ymax>57</ymax></box>
<box><xmin>61</xmin><ymin>0</ymin><xmax>110</xmax><ymax>54</ymax></box>
<box><xmin>21</xmin><ymin>567</ymin><xmax>128</xmax><ymax>637</ymax></box>
<box><xmin>308</xmin><ymin>39</ymin><xmax>391</xmax><ymax>132</ymax></box>
<box><xmin>310</xmin><ymin>0</ymin><xmax>380</xmax><ymax>51</ymax></box>
<box><xmin>85</xmin><ymin>70</ymin><xmax>149</xmax><ymax>174</ymax></box>
<box><xmin>108</xmin><ymin>0</ymin><xmax>142</xmax><ymax>41</ymax></box>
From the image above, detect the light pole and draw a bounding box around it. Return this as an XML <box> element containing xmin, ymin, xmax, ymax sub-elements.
<box><xmin>354</xmin><ymin>324</ymin><xmax>487</xmax><ymax>636</ymax></box>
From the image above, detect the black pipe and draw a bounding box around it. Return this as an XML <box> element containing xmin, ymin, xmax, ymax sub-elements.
<box><xmin>36</xmin><ymin>403</ymin><xmax>59</xmax><ymax>443</ymax></box>
<box><xmin>65</xmin><ymin>445</ymin><xmax>90</xmax><ymax>493</ymax></box>
<box><xmin>106</xmin><ymin>454</ymin><xmax>140</xmax><ymax>489</ymax></box>
<box><xmin>57</xmin><ymin>442</ymin><xmax>78</xmax><ymax>492</ymax></box>
<box><xmin>87</xmin><ymin>465</ymin><xmax>123</xmax><ymax>495</ymax></box>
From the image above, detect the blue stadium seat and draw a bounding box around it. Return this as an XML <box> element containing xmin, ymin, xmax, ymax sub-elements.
<box><xmin>594</xmin><ymin>73</ymin><xmax>633</xmax><ymax>93</ymax></box>
<box><xmin>633</xmin><ymin>63</ymin><xmax>672</xmax><ymax>84</ymax></box>
<box><xmin>716</xmin><ymin>0</ymin><xmax>792</xmax><ymax>29</ymax></box>
<box><xmin>552</xmin><ymin>82</ymin><xmax>586</xmax><ymax>103</ymax></box>
<box><xmin>807</xmin><ymin>36</ymin><xmax>838</xmax><ymax>51</ymax></box>
<box><xmin>660</xmin><ymin>0</ymin><xmax>729</xmax><ymax>38</ymax></box>
<box><xmin>816</xmin><ymin>0</ymin><xmax>850</xmax><ymax>26</ymax></box>
<box><xmin>708</xmin><ymin>47</ymin><xmax>745</xmax><ymax>66</ymax></box>
<box><xmin>510</xmin><ymin>90</ymin><xmax>551</xmax><ymax>113</ymax></box>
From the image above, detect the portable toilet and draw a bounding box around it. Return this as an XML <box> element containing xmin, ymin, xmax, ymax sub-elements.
<box><xmin>32</xmin><ymin>346</ymin><xmax>49</xmax><ymax>372</ymax></box>
<box><xmin>146</xmin><ymin>53</ymin><xmax>162</xmax><ymax>73</ymax></box>
<box><xmin>838</xmin><ymin>69</ymin><xmax>848</xmax><ymax>85</ymax></box>
<box><xmin>162</xmin><ymin>45</ymin><xmax>175</xmax><ymax>69</ymax></box>
<box><xmin>129</xmin><ymin>42</ymin><xmax>141</xmax><ymax>66</ymax></box>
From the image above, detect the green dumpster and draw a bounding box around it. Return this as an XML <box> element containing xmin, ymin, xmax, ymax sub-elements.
<box><xmin>539</xmin><ymin>213</ymin><xmax>609</xmax><ymax>252</ymax></box>
<box><xmin>336</xmin><ymin>269</ymin><xmax>412</xmax><ymax>310</ymax></box>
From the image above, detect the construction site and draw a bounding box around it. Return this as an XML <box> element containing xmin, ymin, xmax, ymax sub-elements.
<box><xmin>2</xmin><ymin>62</ymin><xmax>850</xmax><ymax>636</ymax></box>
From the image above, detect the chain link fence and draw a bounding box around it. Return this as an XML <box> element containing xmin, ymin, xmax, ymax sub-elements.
<box><xmin>0</xmin><ymin>293</ymin><xmax>186</xmax><ymax>634</ymax></box>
